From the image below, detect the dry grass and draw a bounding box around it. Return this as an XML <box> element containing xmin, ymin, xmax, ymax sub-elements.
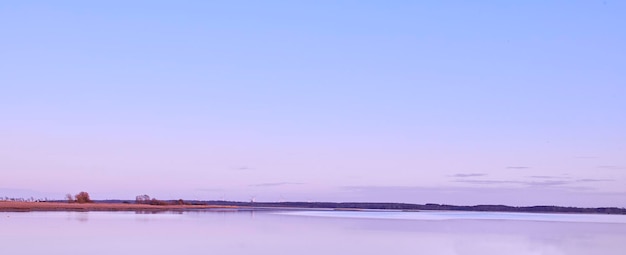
<box><xmin>0</xmin><ymin>201</ymin><xmax>235</xmax><ymax>212</ymax></box>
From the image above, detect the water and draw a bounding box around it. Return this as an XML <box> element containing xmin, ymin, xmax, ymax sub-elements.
<box><xmin>279</xmin><ymin>210</ymin><xmax>626</xmax><ymax>223</ymax></box>
<box><xmin>1</xmin><ymin>210</ymin><xmax>625</xmax><ymax>255</ymax></box>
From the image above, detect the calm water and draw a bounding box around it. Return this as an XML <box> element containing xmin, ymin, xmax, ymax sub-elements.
<box><xmin>1</xmin><ymin>210</ymin><xmax>625</xmax><ymax>255</ymax></box>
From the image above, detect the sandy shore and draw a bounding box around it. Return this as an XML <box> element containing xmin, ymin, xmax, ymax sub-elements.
<box><xmin>0</xmin><ymin>201</ymin><xmax>236</xmax><ymax>212</ymax></box>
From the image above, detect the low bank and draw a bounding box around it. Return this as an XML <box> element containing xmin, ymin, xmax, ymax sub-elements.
<box><xmin>0</xmin><ymin>201</ymin><xmax>236</xmax><ymax>212</ymax></box>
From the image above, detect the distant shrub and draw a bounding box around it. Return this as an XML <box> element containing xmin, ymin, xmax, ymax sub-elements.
<box><xmin>149</xmin><ymin>198</ymin><xmax>168</xmax><ymax>206</ymax></box>
<box><xmin>66</xmin><ymin>193</ymin><xmax>75</xmax><ymax>203</ymax></box>
<box><xmin>135</xmin><ymin>194</ymin><xmax>151</xmax><ymax>204</ymax></box>
<box><xmin>74</xmin><ymin>192</ymin><xmax>93</xmax><ymax>203</ymax></box>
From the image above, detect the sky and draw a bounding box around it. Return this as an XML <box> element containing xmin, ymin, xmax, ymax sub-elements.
<box><xmin>1</xmin><ymin>1</ymin><xmax>625</xmax><ymax>207</ymax></box>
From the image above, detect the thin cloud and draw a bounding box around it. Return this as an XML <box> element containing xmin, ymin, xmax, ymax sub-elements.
<box><xmin>338</xmin><ymin>185</ymin><xmax>621</xmax><ymax>206</ymax></box>
<box><xmin>456</xmin><ymin>178</ymin><xmax>613</xmax><ymax>187</ymax></box>
<box><xmin>597</xmin><ymin>165</ymin><xmax>626</xmax><ymax>170</ymax></box>
<box><xmin>526</xmin><ymin>180</ymin><xmax>571</xmax><ymax>186</ymax></box>
<box><xmin>574</xmin><ymin>156</ymin><xmax>598</xmax><ymax>159</ymax></box>
<box><xmin>194</xmin><ymin>188</ymin><xmax>224</xmax><ymax>192</ymax></box>
<box><xmin>250</xmin><ymin>182</ymin><xmax>304</xmax><ymax>187</ymax></box>
<box><xmin>563</xmin><ymin>186</ymin><xmax>597</xmax><ymax>191</ymax></box>
<box><xmin>506</xmin><ymin>166</ymin><xmax>531</xmax><ymax>170</ymax></box>
<box><xmin>454</xmin><ymin>180</ymin><xmax>520</xmax><ymax>185</ymax></box>
<box><xmin>577</xmin><ymin>178</ymin><xmax>614</xmax><ymax>182</ymax></box>
<box><xmin>232</xmin><ymin>166</ymin><xmax>253</xmax><ymax>171</ymax></box>
<box><xmin>527</xmin><ymin>175</ymin><xmax>571</xmax><ymax>179</ymax></box>
<box><xmin>450</xmin><ymin>173</ymin><xmax>487</xmax><ymax>178</ymax></box>
<box><xmin>455</xmin><ymin>179</ymin><xmax>571</xmax><ymax>187</ymax></box>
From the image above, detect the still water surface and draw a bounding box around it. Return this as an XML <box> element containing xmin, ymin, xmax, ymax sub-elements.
<box><xmin>1</xmin><ymin>210</ymin><xmax>625</xmax><ymax>255</ymax></box>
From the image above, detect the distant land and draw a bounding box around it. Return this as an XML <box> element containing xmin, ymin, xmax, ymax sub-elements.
<box><xmin>198</xmin><ymin>201</ymin><xmax>626</xmax><ymax>214</ymax></box>
<box><xmin>4</xmin><ymin>200</ymin><xmax>623</xmax><ymax>215</ymax></box>
<box><xmin>0</xmin><ymin>201</ymin><xmax>234</xmax><ymax>212</ymax></box>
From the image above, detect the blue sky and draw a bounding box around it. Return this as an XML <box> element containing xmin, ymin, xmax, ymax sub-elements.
<box><xmin>1</xmin><ymin>1</ymin><xmax>625</xmax><ymax>206</ymax></box>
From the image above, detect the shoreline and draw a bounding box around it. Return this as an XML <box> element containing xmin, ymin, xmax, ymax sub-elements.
<box><xmin>2</xmin><ymin>201</ymin><xmax>624</xmax><ymax>215</ymax></box>
<box><xmin>0</xmin><ymin>201</ymin><xmax>236</xmax><ymax>212</ymax></box>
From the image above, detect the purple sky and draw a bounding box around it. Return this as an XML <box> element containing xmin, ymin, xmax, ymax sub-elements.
<box><xmin>1</xmin><ymin>1</ymin><xmax>625</xmax><ymax>207</ymax></box>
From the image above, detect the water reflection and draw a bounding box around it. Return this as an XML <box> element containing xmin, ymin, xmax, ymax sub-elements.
<box><xmin>74</xmin><ymin>212</ymin><xmax>89</xmax><ymax>222</ymax></box>
<box><xmin>0</xmin><ymin>210</ymin><xmax>625</xmax><ymax>255</ymax></box>
<box><xmin>135</xmin><ymin>210</ymin><xmax>183</xmax><ymax>215</ymax></box>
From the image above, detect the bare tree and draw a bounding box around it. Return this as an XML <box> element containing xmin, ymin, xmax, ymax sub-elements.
<box><xmin>66</xmin><ymin>193</ymin><xmax>75</xmax><ymax>203</ymax></box>
<box><xmin>135</xmin><ymin>194</ymin><xmax>151</xmax><ymax>204</ymax></box>
<box><xmin>74</xmin><ymin>192</ymin><xmax>93</xmax><ymax>203</ymax></box>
